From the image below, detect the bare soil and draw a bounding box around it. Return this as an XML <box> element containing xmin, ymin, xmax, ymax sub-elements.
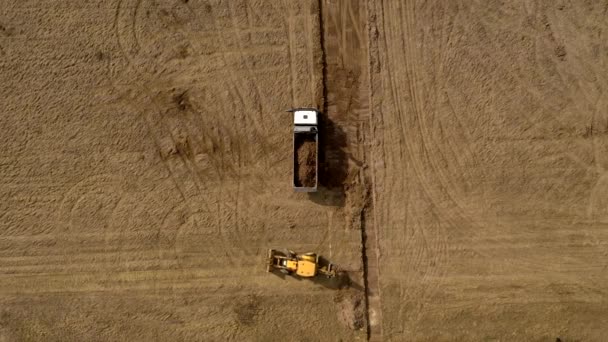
<box><xmin>294</xmin><ymin>134</ymin><xmax>317</xmax><ymax>187</ymax></box>
<box><xmin>0</xmin><ymin>0</ymin><xmax>364</xmax><ymax>341</ymax></box>
<box><xmin>335</xmin><ymin>290</ymin><xmax>366</xmax><ymax>331</ymax></box>
<box><xmin>1</xmin><ymin>0</ymin><xmax>608</xmax><ymax>341</ymax></box>
<box><xmin>366</xmin><ymin>0</ymin><xmax>608</xmax><ymax>341</ymax></box>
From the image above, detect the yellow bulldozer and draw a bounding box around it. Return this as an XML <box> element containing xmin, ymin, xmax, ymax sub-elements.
<box><xmin>266</xmin><ymin>249</ymin><xmax>337</xmax><ymax>278</ymax></box>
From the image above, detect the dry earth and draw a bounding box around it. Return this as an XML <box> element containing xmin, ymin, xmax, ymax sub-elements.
<box><xmin>2</xmin><ymin>0</ymin><xmax>608</xmax><ymax>341</ymax></box>
<box><xmin>368</xmin><ymin>0</ymin><xmax>608</xmax><ymax>341</ymax></box>
<box><xmin>0</xmin><ymin>0</ymin><xmax>365</xmax><ymax>341</ymax></box>
<box><xmin>294</xmin><ymin>134</ymin><xmax>317</xmax><ymax>187</ymax></box>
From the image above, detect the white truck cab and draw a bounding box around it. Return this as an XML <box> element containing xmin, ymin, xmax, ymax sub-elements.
<box><xmin>293</xmin><ymin>110</ymin><xmax>318</xmax><ymax>126</ymax></box>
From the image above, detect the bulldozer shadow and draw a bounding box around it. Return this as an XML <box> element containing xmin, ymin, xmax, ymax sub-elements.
<box><xmin>311</xmin><ymin>270</ymin><xmax>365</xmax><ymax>292</ymax></box>
<box><xmin>269</xmin><ymin>268</ymin><xmax>363</xmax><ymax>292</ymax></box>
<box><xmin>267</xmin><ymin>268</ymin><xmax>291</xmax><ymax>280</ymax></box>
<box><xmin>268</xmin><ymin>254</ymin><xmax>364</xmax><ymax>292</ymax></box>
<box><xmin>314</xmin><ymin>255</ymin><xmax>365</xmax><ymax>291</ymax></box>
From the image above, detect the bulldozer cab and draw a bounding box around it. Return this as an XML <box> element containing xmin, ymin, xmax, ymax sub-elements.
<box><xmin>285</xmin><ymin>259</ymin><xmax>297</xmax><ymax>271</ymax></box>
<box><xmin>271</xmin><ymin>255</ymin><xmax>297</xmax><ymax>271</ymax></box>
<box><xmin>295</xmin><ymin>259</ymin><xmax>317</xmax><ymax>277</ymax></box>
<box><xmin>267</xmin><ymin>249</ymin><xmax>336</xmax><ymax>279</ymax></box>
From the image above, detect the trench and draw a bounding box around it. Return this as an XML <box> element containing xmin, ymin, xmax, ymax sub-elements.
<box><xmin>318</xmin><ymin>0</ymin><xmax>381</xmax><ymax>340</ymax></box>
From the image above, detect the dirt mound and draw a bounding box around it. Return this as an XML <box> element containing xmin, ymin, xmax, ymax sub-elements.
<box><xmin>295</xmin><ymin>136</ymin><xmax>317</xmax><ymax>187</ymax></box>
<box><xmin>234</xmin><ymin>296</ymin><xmax>260</xmax><ymax>326</ymax></box>
<box><xmin>172</xmin><ymin>90</ymin><xmax>191</xmax><ymax>112</ymax></box>
<box><xmin>335</xmin><ymin>291</ymin><xmax>365</xmax><ymax>331</ymax></box>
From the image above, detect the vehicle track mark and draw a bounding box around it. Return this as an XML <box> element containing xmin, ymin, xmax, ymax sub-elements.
<box><xmin>114</xmin><ymin>0</ymin><xmax>225</xmax><ymax>207</ymax></box>
<box><xmin>111</xmin><ymin>0</ymin><xmax>244</xmax><ymax>269</ymax></box>
<box><xmin>285</xmin><ymin>1</ymin><xmax>298</xmax><ymax>105</ymax></box>
<box><xmin>305</xmin><ymin>0</ymin><xmax>320</xmax><ymax>106</ymax></box>
<box><xmin>56</xmin><ymin>174</ymin><xmax>124</xmax><ymax>233</ymax></box>
<box><xmin>322</xmin><ymin>0</ymin><xmax>380</xmax><ymax>339</ymax></box>
<box><xmin>377</xmin><ymin>0</ymin><xmax>455</xmax><ymax>334</ymax></box>
<box><xmin>181</xmin><ymin>1</ymin><xmax>281</xmax><ymax>173</ymax></box>
<box><xmin>131</xmin><ymin>0</ymin><xmax>142</xmax><ymax>52</ymax></box>
<box><xmin>181</xmin><ymin>2</ymin><xmax>289</xmax><ymax>257</ymax></box>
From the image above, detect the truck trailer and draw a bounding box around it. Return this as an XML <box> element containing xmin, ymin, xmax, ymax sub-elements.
<box><xmin>289</xmin><ymin>108</ymin><xmax>319</xmax><ymax>192</ymax></box>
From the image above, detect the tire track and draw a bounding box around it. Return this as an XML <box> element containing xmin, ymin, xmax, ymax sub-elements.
<box><xmin>376</xmin><ymin>0</ymin><xmax>454</xmax><ymax>334</ymax></box>
<box><xmin>475</xmin><ymin>0</ymin><xmax>606</xmax><ymax>179</ymax></box>
<box><xmin>304</xmin><ymin>0</ymin><xmax>320</xmax><ymax>106</ymax></box>
<box><xmin>112</xmin><ymin>1</ymin><xmax>190</xmax><ymax>203</ymax></box>
<box><xmin>131</xmin><ymin>0</ymin><xmax>142</xmax><ymax>52</ymax></box>
<box><xmin>110</xmin><ymin>174</ymin><xmax>183</xmax><ymax>274</ymax></box>
<box><xmin>56</xmin><ymin>174</ymin><xmax>124</xmax><ymax>234</ymax></box>
<box><xmin>388</xmin><ymin>0</ymin><xmax>475</xmax><ymax>263</ymax></box>
<box><xmin>322</xmin><ymin>0</ymin><xmax>380</xmax><ymax>339</ymax></box>
<box><xmin>111</xmin><ymin>0</ymin><xmax>241</xmax><ymax>267</ymax></box>
<box><xmin>222</xmin><ymin>2</ymin><xmax>286</xmax><ymax>178</ymax></box>
<box><xmin>52</xmin><ymin>172</ymin><xmax>181</xmax><ymax>291</ymax></box>
<box><xmin>180</xmin><ymin>1</ymin><xmax>280</xmax><ymax>174</ymax></box>
<box><xmin>187</xmin><ymin>5</ymin><xmax>265</xmax><ymax>258</ymax></box>
<box><xmin>400</xmin><ymin>1</ymin><xmax>453</xmax><ymax>286</ymax></box>
<box><xmin>113</xmin><ymin>1</ymin><xmax>231</xmax><ymax>207</ymax></box>
<box><xmin>285</xmin><ymin>0</ymin><xmax>298</xmax><ymax>105</ymax></box>
<box><xmin>590</xmin><ymin>95</ymin><xmax>607</xmax><ymax>174</ymax></box>
<box><xmin>178</xmin><ymin>1</ymin><xmax>306</xmax><ymax>258</ymax></box>
<box><xmin>226</xmin><ymin>1</ymin><xmax>270</xmax><ymax>130</ymax></box>
<box><xmin>383</xmin><ymin>0</ymin><xmax>448</xmax><ymax>252</ymax></box>
<box><xmin>378</xmin><ymin>4</ymin><xmax>608</xmax><ymax>336</ymax></box>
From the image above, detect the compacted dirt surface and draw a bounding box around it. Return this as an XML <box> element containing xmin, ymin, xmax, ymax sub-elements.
<box><xmin>2</xmin><ymin>0</ymin><xmax>608</xmax><ymax>341</ymax></box>
<box><xmin>367</xmin><ymin>0</ymin><xmax>608</xmax><ymax>341</ymax></box>
<box><xmin>0</xmin><ymin>0</ymin><xmax>365</xmax><ymax>341</ymax></box>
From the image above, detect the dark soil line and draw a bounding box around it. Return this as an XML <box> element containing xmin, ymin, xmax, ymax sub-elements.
<box><xmin>359</xmin><ymin>199</ymin><xmax>372</xmax><ymax>341</ymax></box>
<box><xmin>318</xmin><ymin>0</ymin><xmax>328</xmax><ymax>116</ymax></box>
<box><xmin>318</xmin><ymin>0</ymin><xmax>372</xmax><ymax>339</ymax></box>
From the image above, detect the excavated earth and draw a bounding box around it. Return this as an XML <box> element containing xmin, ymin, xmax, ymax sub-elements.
<box><xmin>1</xmin><ymin>0</ymin><xmax>608</xmax><ymax>341</ymax></box>
<box><xmin>294</xmin><ymin>136</ymin><xmax>317</xmax><ymax>188</ymax></box>
<box><xmin>367</xmin><ymin>1</ymin><xmax>608</xmax><ymax>341</ymax></box>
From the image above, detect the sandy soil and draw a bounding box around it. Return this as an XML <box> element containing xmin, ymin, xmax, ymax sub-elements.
<box><xmin>294</xmin><ymin>135</ymin><xmax>316</xmax><ymax>187</ymax></box>
<box><xmin>0</xmin><ymin>0</ymin><xmax>365</xmax><ymax>341</ymax></box>
<box><xmin>367</xmin><ymin>0</ymin><xmax>608</xmax><ymax>341</ymax></box>
<box><xmin>2</xmin><ymin>0</ymin><xmax>608</xmax><ymax>341</ymax></box>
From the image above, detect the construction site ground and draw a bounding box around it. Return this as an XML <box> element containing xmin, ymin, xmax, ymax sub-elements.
<box><xmin>1</xmin><ymin>0</ymin><xmax>608</xmax><ymax>341</ymax></box>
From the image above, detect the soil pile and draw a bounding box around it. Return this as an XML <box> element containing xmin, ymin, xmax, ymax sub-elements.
<box><xmin>335</xmin><ymin>291</ymin><xmax>365</xmax><ymax>331</ymax></box>
<box><xmin>295</xmin><ymin>136</ymin><xmax>317</xmax><ymax>187</ymax></box>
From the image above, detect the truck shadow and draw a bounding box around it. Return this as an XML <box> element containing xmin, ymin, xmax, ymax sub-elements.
<box><xmin>308</xmin><ymin>112</ymin><xmax>348</xmax><ymax>207</ymax></box>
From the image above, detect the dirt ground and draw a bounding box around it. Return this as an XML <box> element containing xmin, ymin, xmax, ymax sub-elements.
<box><xmin>367</xmin><ymin>0</ymin><xmax>608</xmax><ymax>341</ymax></box>
<box><xmin>0</xmin><ymin>0</ymin><xmax>365</xmax><ymax>341</ymax></box>
<box><xmin>1</xmin><ymin>0</ymin><xmax>608</xmax><ymax>341</ymax></box>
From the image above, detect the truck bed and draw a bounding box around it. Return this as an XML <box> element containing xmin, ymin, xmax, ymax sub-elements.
<box><xmin>294</xmin><ymin>132</ymin><xmax>317</xmax><ymax>188</ymax></box>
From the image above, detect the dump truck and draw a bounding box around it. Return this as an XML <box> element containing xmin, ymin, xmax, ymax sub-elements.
<box><xmin>266</xmin><ymin>249</ymin><xmax>337</xmax><ymax>278</ymax></box>
<box><xmin>288</xmin><ymin>108</ymin><xmax>319</xmax><ymax>192</ymax></box>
